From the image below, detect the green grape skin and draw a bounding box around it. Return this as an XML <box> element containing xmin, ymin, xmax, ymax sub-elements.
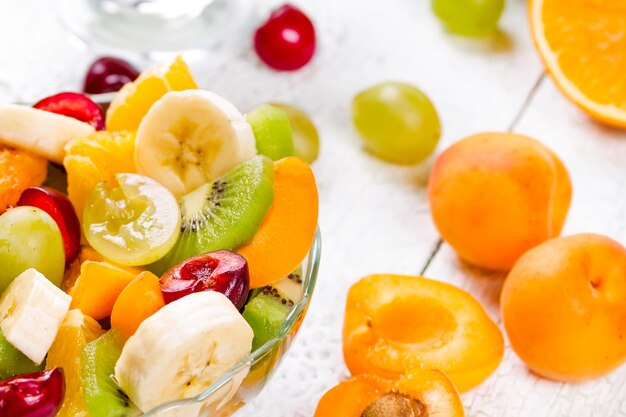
<box><xmin>0</xmin><ymin>206</ymin><xmax>65</xmax><ymax>292</ymax></box>
<box><xmin>352</xmin><ymin>82</ymin><xmax>441</xmax><ymax>165</ymax></box>
<box><xmin>271</xmin><ymin>103</ymin><xmax>320</xmax><ymax>163</ymax></box>
<box><xmin>247</xmin><ymin>104</ymin><xmax>295</xmax><ymax>161</ymax></box>
<box><xmin>83</xmin><ymin>173</ymin><xmax>181</xmax><ymax>267</ymax></box>
<box><xmin>432</xmin><ymin>0</ymin><xmax>505</xmax><ymax>37</ymax></box>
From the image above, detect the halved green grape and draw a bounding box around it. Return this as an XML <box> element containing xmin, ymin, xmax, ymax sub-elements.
<box><xmin>247</xmin><ymin>104</ymin><xmax>295</xmax><ymax>161</ymax></box>
<box><xmin>271</xmin><ymin>103</ymin><xmax>320</xmax><ymax>163</ymax></box>
<box><xmin>432</xmin><ymin>0</ymin><xmax>505</xmax><ymax>37</ymax></box>
<box><xmin>0</xmin><ymin>206</ymin><xmax>65</xmax><ymax>292</ymax></box>
<box><xmin>83</xmin><ymin>173</ymin><xmax>181</xmax><ymax>266</ymax></box>
<box><xmin>352</xmin><ymin>82</ymin><xmax>440</xmax><ymax>165</ymax></box>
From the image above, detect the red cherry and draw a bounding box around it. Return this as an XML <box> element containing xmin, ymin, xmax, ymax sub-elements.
<box><xmin>160</xmin><ymin>250</ymin><xmax>250</xmax><ymax>309</ymax></box>
<box><xmin>83</xmin><ymin>56</ymin><xmax>140</xmax><ymax>95</ymax></box>
<box><xmin>18</xmin><ymin>187</ymin><xmax>81</xmax><ymax>265</ymax></box>
<box><xmin>33</xmin><ymin>92</ymin><xmax>105</xmax><ymax>130</ymax></box>
<box><xmin>0</xmin><ymin>369</ymin><xmax>65</xmax><ymax>417</ymax></box>
<box><xmin>254</xmin><ymin>4</ymin><xmax>316</xmax><ymax>71</ymax></box>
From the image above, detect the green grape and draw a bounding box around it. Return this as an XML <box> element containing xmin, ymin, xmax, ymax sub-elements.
<box><xmin>352</xmin><ymin>82</ymin><xmax>440</xmax><ymax>165</ymax></box>
<box><xmin>247</xmin><ymin>104</ymin><xmax>295</xmax><ymax>161</ymax></box>
<box><xmin>432</xmin><ymin>0</ymin><xmax>505</xmax><ymax>37</ymax></box>
<box><xmin>271</xmin><ymin>103</ymin><xmax>320</xmax><ymax>163</ymax></box>
<box><xmin>83</xmin><ymin>173</ymin><xmax>181</xmax><ymax>266</ymax></box>
<box><xmin>0</xmin><ymin>206</ymin><xmax>65</xmax><ymax>292</ymax></box>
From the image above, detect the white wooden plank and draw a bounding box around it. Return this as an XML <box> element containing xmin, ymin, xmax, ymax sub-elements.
<box><xmin>423</xmin><ymin>77</ymin><xmax>626</xmax><ymax>417</ymax></box>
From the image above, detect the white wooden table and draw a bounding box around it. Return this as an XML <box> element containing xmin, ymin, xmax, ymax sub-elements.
<box><xmin>2</xmin><ymin>0</ymin><xmax>625</xmax><ymax>416</ymax></box>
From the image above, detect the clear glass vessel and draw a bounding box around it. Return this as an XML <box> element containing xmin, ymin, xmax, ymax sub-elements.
<box><xmin>54</xmin><ymin>0</ymin><xmax>257</xmax><ymax>63</ymax></box>
<box><xmin>141</xmin><ymin>228</ymin><xmax>321</xmax><ymax>417</ymax></box>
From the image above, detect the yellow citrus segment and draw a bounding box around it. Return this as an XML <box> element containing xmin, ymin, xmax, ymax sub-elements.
<box><xmin>63</xmin><ymin>131</ymin><xmax>136</xmax><ymax>222</ymax></box>
<box><xmin>106</xmin><ymin>56</ymin><xmax>198</xmax><ymax>132</ymax></box>
<box><xmin>46</xmin><ymin>309</ymin><xmax>104</xmax><ymax>417</ymax></box>
<box><xmin>530</xmin><ymin>0</ymin><xmax>626</xmax><ymax>127</ymax></box>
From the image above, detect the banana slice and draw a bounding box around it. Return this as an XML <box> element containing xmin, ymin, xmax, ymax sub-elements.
<box><xmin>0</xmin><ymin>268</ymin><xmax>72</xmax><ymax>364</ymax></box>
<box><xmin>135</xmin><ymin>90</ymin><xmax>256</xmax><ymax>199</ymax></box>
<box><xmin>0</xmin><ymin>104</ymin><xmax>95</xmax><ymax>164</ymax></box>
<box><xmin>114</xmin><ymin>291</ymin><xmax>254</xmax><ymax>412</ymax></box>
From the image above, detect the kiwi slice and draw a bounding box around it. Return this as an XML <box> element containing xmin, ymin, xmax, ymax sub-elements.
<box><xmin>0</xmin><ymin>330</ymin><xmax>43</xmax><ymax>380</ymax></box>
<box><xmin>150</xmin><ymin>155</ymin><xmax>275</xmax><ymax>276</ymax></box>
<box><xmin>247</xmin><ymin>105</ymin><xmax>295</xmax><ymax>161</ymax></box>
<box><xmin>81</xmin><ymin>330</ymin><xmax>140</xmax><ymax>417</ymax></box>
<box><xmin>243</xmin><ymin>268</ymin><xmax>304</xmax><ymax>351</ymax></box>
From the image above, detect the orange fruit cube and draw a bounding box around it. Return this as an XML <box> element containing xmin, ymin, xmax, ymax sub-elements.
<box><xmin>69</xmin><ymin>261</ymin><xmax>141</xmax><ymax>320</ymax></box>
<box><xmin>0</xmin><ymin>148</ymin><xmax>47</xmax><ymax>213</ymax></box>
<box><xmin>111</xmin><ymin>271</ymin><xmax>165</xmax><ymax>340</ymax></box>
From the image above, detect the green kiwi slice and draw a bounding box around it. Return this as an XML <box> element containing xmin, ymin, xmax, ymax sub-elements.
<box><xmin>242</xmin><ymin>268</ymin><xmax>304</xmax><ymax>351</ymax></box>
<box><xmin>81</xmin><ymin>330</ymin><xmax>140</xmax><ymax>417</ymax></box>
<box><xmin>0</xmin><ymin>330</ymin><xmax>43</xmax><ymax>380</ymax></box>
<box><xmin>247</xmin><ymin>105</ymin><xmax>295</xmax><ymax>161</ymax></box>
<box><xmin>149</xmin><ymin>155</ymin><xmax>275</xmax><ymax>276</ymax></box>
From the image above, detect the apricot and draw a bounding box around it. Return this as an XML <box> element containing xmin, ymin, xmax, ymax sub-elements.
<box><xmin>111</xmin><ymin>271</ymin><xmax>165</xmax><ymax>340</ymax></box>
<box><xmin>237</xmin><ymin>157</ymin><xmax>318</xmax><ymax>288</ymax></box>
<box><xmin>343</xmin><ymin>274</ymin><xmax>504</xmax><ymax>392</ymax></box>
<box><xmin>501</xmin><ymin>233</ymin><xmax>626</xmax><ymax>381</ymax></box>
<box><xmin>314</xmin><ymin>370</ymin><xmax>464</xmax><ymax>417</ymax></box>
<box><xmin>69</xmin><ymin>261</ymin><xmax>142</xmax><ymax>320</ymax></box>
<box><xmin>428</xmin><ymin>132</ymin><xmax>572</xmax><ymax>271</ymax></box>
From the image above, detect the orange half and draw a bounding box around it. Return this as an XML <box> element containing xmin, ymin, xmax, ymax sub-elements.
<box><xmin>530</xmin><ymin>0</ymin><xmax>626</xmax><ymax>127</ymax></box>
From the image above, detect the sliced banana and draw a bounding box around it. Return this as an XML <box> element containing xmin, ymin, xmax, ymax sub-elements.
<box><xmin>0</xmin><ymin>268</ymin><xmax>71</xmax><ymax>364</ymax></box>
<box><xmin>114</xmin><ymin>291</ymin><xmax>254</xmax><ymax>412</ymax></box>
<box><xmin>135</xmin><ymin>90</ymin><xmax>256</xmax><ymax>199</ymax></box>
<box><xmin>0</xmin><ymin>104</ymin><xmax>95</xmax><ymax>164</ymax></box>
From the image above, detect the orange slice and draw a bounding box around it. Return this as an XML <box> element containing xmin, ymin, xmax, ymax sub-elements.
<box><xmin>46</xmin><ymin>309</ymin><xmax>104</xmax><ymax>417</ymax></box>
<box><xmin>105</xmin><ymin>56</ymin><xmax>198</xmax><ymax>132</ymax></box>
<box><xmin>529</xmin><ymin>0</ymin><xmax>626</xmax><ymax>127</ymax></box>
<box><xmin>63</xmin><ymin>131</ymin><xmax>136</xmax><ymax>222</ymax></box>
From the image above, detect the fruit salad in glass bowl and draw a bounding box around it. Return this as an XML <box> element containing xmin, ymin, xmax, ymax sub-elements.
<box><xmin>0</xmin><ymin>56</ymin><xmax>320</xmax><ymax>417</ymax></box>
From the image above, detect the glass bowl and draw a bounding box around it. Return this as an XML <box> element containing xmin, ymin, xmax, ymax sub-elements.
<box><xmin>142</xmin><ymin>228</ymin><xmax>321</xmax><ymax>417</ymax></box>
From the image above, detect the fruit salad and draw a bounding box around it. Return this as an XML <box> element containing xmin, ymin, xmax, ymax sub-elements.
<box><xmin>0</xmin><ymin>56</ymin><xmax>319</xmax><ymax>417</ymax></box>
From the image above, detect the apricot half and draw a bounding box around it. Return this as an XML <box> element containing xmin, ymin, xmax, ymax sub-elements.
<box><xmin>343</xmin><ymin>274</ymin><xmax>503</xmax><ymax>392</ymax></box>
<box><xmin>428</xmin><ymin>132</ymin><xmax>572</xmax><ymax>271</ymax></box>
<box><xmin>314</xmin><ymin>370</ymin><xmax>464</xmax><ymax>417</ymax></box>
<box><xmin>501</xmin><ymin>233</ymin><xmax>626</xmax><ymax>381</ymax></box>
<box><xmin>237</xmin><ymin>157</ymin><xmax>318</xmax><ymax>288</ymax></box>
